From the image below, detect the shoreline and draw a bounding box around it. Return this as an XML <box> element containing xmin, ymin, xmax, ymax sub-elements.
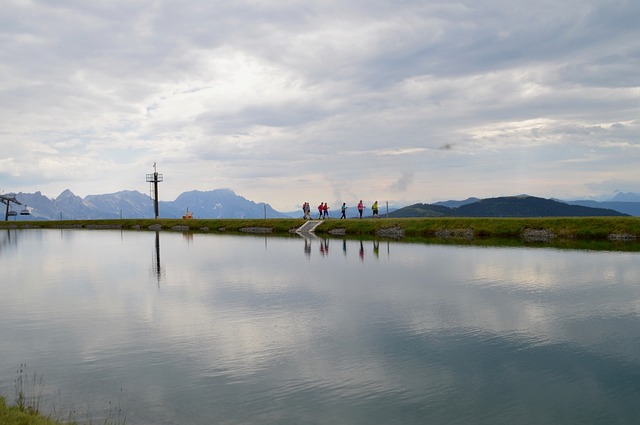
<box><xmin>2</xmin><ymin>217</ymin><xmax>640</xmax><ymax>244</ymax></box>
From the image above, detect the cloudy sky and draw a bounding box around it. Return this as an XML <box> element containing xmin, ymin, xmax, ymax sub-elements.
<box><xmin>1</xmin><ymin>0</ymin><xmax>638</xmax><ymax>211</ymax></box>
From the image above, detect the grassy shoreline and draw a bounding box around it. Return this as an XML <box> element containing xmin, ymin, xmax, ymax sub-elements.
<box><xmin>2</xmin><ymin>216</ymin><xmax>640</xmax><ymax>240</ymax></box>
<box><xmin>0</xmin><ymin>396</ymin><xmax>64</xmax><ymax>425</ymax></box>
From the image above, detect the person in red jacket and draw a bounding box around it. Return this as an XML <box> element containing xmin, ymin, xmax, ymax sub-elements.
<box><xmin>357</xmin><ymin>200</ymin><xmax>365</xmax><ymax>219</ymax></box>
<box><xmin>318</xmin><ymin>202</ymin><xmax>324</xmax><ymax>219</ymax></box>
<box><xmin>323</xmin><ymin>202</ymin><xmax>329</xmax><ymax>219</ymax></box>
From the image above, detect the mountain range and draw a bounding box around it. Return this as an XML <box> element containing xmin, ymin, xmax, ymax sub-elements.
<box><xmin>4</xmin><ymin>190</ymin><xmax>640</xmax><ymax>220</ymax></box>
<box><xmin>390</xmin><ymin>195</ymin><xmax>632</xmax><ymax>218</ymax></box>
<box><xmin>7</xmin><ymin>189</ymin><xmax>288</xmax><ymax>220</ymax></box>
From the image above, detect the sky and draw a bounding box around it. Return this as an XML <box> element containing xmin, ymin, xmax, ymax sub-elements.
<box><xmin>1</xmin><ymin>0</ymin><xmax>638</xmax><ymax>211</ymax></box>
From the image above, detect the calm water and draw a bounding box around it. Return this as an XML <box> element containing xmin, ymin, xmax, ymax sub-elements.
<box><xmin>1</xmin><ymin>229</ymin><xmax>640</xmax><ymax>424</ymax></box>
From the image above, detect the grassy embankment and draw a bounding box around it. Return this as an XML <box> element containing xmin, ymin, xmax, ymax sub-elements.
<box><xmin>0</xmin><ymin>395</ymin><xmax>124</xmax><ymax>425</ymax></box>
<box><xmin>1</xmin><ymin>365</ymin><xmax>125</xmax><ymax>425</ymax></box>
<box><xmin>2</xmin><ymin>216</ymin><xmax>640</xmax><ymax>240</ymax></box>
<box><xmin>0</xmin><ymin>396</ymin><xmax>65</xmax><ymax>425</ymax></box>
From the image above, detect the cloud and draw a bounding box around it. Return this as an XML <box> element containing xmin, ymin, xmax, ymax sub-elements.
<box><xmin>0</xmin><ymin>0</ymin><xmax>638</xmax><ymax>209</ymax></box>
<box><xmin>387</xmin><ymin>172</ymin><xmax>414</xmax><ymax>192</ymax></box>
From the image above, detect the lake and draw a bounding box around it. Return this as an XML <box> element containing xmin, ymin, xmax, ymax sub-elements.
<box><xmin>1</xmin><ymin>228</ymin><xmax>640</xmax><ymax>424</ymax></box>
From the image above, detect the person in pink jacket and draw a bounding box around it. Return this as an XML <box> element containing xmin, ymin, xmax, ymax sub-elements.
<box><xmin>357</xmin><ymin>200</ymin><xmax>365</xmax><ymax>219</ymax></box>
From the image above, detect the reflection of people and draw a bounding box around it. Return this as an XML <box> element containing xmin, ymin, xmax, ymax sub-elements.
<box><xmin>357</xmin><ymin>200</ymin><xmax>364</xmax><ymax>219</ymax></box>
<box><xmin>373</xmin><ymin>240</ymin><xmax>379</xmax><ymax>257</ymax></box>
<box><xmin>340</xmin><ymin>203</ymin><xmax>347</xmax><ymax>219</ymax></box>
<box><xmin>372</xmin><ymin>201</ymin><xmax>379</xmax><ymax>218</ymax></box>
<box><xmin>304</xmin><ymin>238</ymin><xmax>311</xmax><ymax>258</ymax></box>
<box><xmin>359</xmin><ymin>240</ymin><xmax>364</xmax><ymax>261</ymax></box>
<box><xmin>319</xmin><ymin>238</ymin><xmax>329</xmax><ymax>256</ymax></box>
<box><xmin>343</xmin><ymin>239</ymin><xmax>347</xmax><ymax>256</ymax></box>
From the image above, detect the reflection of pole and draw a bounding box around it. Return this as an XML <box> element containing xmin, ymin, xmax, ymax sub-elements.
<box><xmin>152</xmin><ymin>230</ymin><xmax>162</xmax><ymax>283</ymax></box>
<box><xmin>155</xmin><ymin>231</ymin><xmax>161</xmax><ymax>276</ymax></box>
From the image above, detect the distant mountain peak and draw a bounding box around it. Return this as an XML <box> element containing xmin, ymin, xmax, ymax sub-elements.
<box><xmin>56</xmin><ymin>189</ymin><xmax>78</xmax><ymax>200</ymax></box>
<box><xmin>433</xmin><ymin>197</ymin><xmax>480</xmax><ymax>208</ymax></box>
<box><xmin>610</xmin><ymin>192</ymin><xmax>640</xmax><ymax>202</ymax></box>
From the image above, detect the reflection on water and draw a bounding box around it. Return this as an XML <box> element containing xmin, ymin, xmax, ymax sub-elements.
<box><xmin>1</xmin><ymin>229</ymin><xmax>640</xmax><ymax>425</ymax></box>
<box><xmin>151</xmin><ymin>230</ymin><xmax>164</xmax><ymax>283</ymax></box>
<box><xmin>301</xmin><ymin>236</ymin><xmax>391</xmax><ymax>262</ymax></box>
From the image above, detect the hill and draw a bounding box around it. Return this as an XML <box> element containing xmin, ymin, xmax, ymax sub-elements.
<box><xmin>390</xmin><ymin>196</ymin><xmax>629</xmax><ymax>218</ymax></box>
<box><xmin>565</xmin><ymin>200</ymin><xmax>640</xmax><ymax>216</ymax></box>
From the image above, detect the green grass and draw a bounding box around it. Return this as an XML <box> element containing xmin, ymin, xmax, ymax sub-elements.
<box><xmin>1</xmin><ymin>365</ymin><xmax>125</xmax><ymax>425</ymax></box>
<box><xmin>2</xmin><ymin>216</ymin><xmax>640</xmax><ymax>241</ymax></box>
<box><xmin>0</xmin><ymin>396</ymin><xmax>65</xmax><ymax>425</ymax></box>
<box><xmin>2</xmin><ymin>216</ymin><xmax>640</xmax><ymax>237</ymax></box>
<box><xmin>0</xmin><ymin>396</ymin><xmax>125</xmax><ymax>425</ymax></box>
<box><xmin>0</xmin><ymin>218</ymin><xmax>306</xmax><ymax>234</ymax></box>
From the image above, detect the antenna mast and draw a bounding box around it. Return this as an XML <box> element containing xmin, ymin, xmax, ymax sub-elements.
<box><xmin>146</xmin><ymin>162</ymin><xmax>163</xmax><ymax>219</ymax></box>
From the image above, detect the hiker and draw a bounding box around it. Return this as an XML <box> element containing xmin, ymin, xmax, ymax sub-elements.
<box><xmin>318</xmin><ymin>202</ymin><xmax>324</xmax><ymax>219</ymax></box>
<box><xmin>304</xmin><ymin>202</ymin><xmax>311</xmax><ymax>219</ymax></box>
<box><xmin>340</xmin><ymin>202</ymin><xmax>347</xmax><ymax>219</ymax></box>
<box><xmin>357</xmin><ymin>200</ymin><xmax>365</xmax><ymax>219</ymax></box>
<box><xmin>372</xmin><ymin>200</ymin><xmax>379</xmax><ymax>218</ymax></box>
<box><xmin>323</xmin><ymin>202</ymin><xmax>329</xmax><ymax>219</ymax></box>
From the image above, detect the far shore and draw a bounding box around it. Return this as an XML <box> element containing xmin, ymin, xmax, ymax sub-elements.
<box><xmin>2</xmin><ymin>217</ymin><xmax>640</xmax><ymax>247</ymax></box>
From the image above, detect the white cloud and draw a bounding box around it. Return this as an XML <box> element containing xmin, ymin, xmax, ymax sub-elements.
<box><xmin>0</xmin><ymin>0</ymin><xmax>638</xmax><ymax>209</ymax></box>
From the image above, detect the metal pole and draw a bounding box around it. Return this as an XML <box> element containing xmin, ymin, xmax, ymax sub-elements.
<box><xmin>146</xmin><ymin>163</ymin><xmax>163</xmax><ymax>219</ymax></box>
<box><xmin>153</xmin><ymin>172</ymin><xmax>159</xmax><ymax>219</ymax></box>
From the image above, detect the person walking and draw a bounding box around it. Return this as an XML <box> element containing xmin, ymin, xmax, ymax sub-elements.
<box><xmin>304</xmin><ymin>202</ymin><xmax>311</xmax><ymax>219</ymax></box>
<box><xmin>318</xmin><ymin>202</ymin><xmax>324</xmax><ymax>219</ymax></box>
<box><xmin>357</xmin><ymin>200</ymin><xmax>364</xmax><ymax>219</ymax></box>
<box><xmin>372</xmin><ymin>200</ymin><xmax>379</xmax><ymax>218</ymax></box>
<box><xmin>323</xmin><ymin>202</ymin><xmax>329</xmax><ymax>219</ymax></box>
<box><xmin>340</xmin><ymin>202</ymin><xmax>347</xmax><ymax>219</ymax></box>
